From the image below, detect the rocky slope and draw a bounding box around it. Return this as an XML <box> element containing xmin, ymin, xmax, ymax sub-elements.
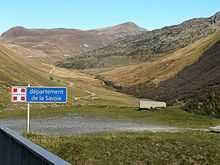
<box><xmin>107</xmin><ymin>32</ymin><xmax>220</xmax><ymax>103</ymax></box>
<box><xmin>1</xmin><ymin>22</ymin><xmax>145</xmax><ymax>63</ymax></box>
<box><xmin>146</xmin><ymin>35</ymin><xmax>220</xmax><ymax>103</ymax></box>
<box><xmin>59</xmin><ymin>12</ymin><xmax>220</xmax><ymax>69</ymax></box>
<box><xmin>99</xmin><ymin>33</ymin><xmax>220</xmax><ymax>86</ymax></box>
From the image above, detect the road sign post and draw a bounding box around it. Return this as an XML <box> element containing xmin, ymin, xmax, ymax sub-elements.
<box><xmin>11</xmin><ymin>86</ymin><xmax>67</xmax><ymax>134</ymax></box>
<box><xmin>27</xmin><ymin>84</ymin><xmax>30</xmax><ymax>134</ymax></box>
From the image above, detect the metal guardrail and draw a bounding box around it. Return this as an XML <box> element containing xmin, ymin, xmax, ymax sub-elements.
<box><xmin>0</xmin><ymin>126</ymin><xmax>71</xmax><ymax>165</ymax></box>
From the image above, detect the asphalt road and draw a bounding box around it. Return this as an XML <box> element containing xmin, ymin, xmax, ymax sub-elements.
<box><xmin>0</xmin><ymin>114</ymin><xmax>177</xmax><ymax>135</ymax></box>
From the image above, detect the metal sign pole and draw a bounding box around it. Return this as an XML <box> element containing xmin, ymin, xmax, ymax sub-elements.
<box><xmin>27</xmin><ymin>84</ymin><xmax>30</xmax><ymax>134</ymax></box>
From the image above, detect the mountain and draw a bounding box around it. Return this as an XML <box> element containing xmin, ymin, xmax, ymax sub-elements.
<box><xmin>98</xmin><ymin>32</ymin><xmax>220</xmax><ymax>104</ymax></box>
<box><xmin>0</xmin><ymin>42</ymin><xmax>55</xmax><ymax>108</ymax></box>
<box><xmin>0</xmin><ymin>22</ymin><xmax>145</xmax><ymax>63</ymax></box>
<box><xmin>157</xmin><ymin>35</ymin><xmax>220</xmax><ymax>102</ymax></box>
<box><xmin>2</xmin><ymin>11</ymin><xmax>220</xmax><ymax>109</ymax></box>
<box><xmin>0</xmin><ymin>41</ymin><xmax>138</xmax><ymax>109</ymax></box>
<box><xmin>90</xmin><ymin>22</ymin><xmax>145</xmax><ymax>37</ymax></box>
<box><xmin>58</xmin><ymin>12</ymin><xmax>220</xmax><ymax>69</ymax></box>
<box><xmin>0</xmin><ymin>42</ymin><xmax>50</xmax><ymax>86</ymax></box>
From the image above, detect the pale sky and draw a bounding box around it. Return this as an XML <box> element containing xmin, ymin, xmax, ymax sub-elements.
<box><xmin>0</xmin><ymin>0</ymin><xmax>220</xmax><ymax>33</ymax></box>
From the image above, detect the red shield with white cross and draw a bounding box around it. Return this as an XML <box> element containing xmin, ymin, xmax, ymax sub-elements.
<box><xmin>11</xmin><ymin>87</ymin><xmax>27</xmax><ymax>103</ymax></box>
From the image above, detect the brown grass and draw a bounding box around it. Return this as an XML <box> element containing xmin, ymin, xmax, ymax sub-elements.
<box><xmin>100</xmin><ymin>32</ymin><xmax>220</xmax><ymax>86</ymax></box>
<box><xmin>0</xmin><ymin>42</ymin><xmax>138</xmax><ymax>108</ymax></box>
<box><xmin>28</xmin><ymin>131</ymin><xmax>220</xmax><ymax>165</ymax></box>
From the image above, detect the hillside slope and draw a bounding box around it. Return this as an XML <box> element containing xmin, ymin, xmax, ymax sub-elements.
<box><xmin>0</xmin><ymin>42</ymin><xmax>55</xmax><ymax>108</ymax></box>
<box><xmin>0</xmin><ymin>42</ymin><xmax>138</xmax><ymax>108</ymax></box>
<box><xmin>58</xmin><ymin>12</ymin><xmax>220</xmax><ymax>69</ymax></box>
<box><xmin>152</xmin><ymin>36</ymin><xmax>220</xmax><ymax>102</ymax></box>
<box><xmin>98</xmin><ymin>32</ymin><xmax>220</xmax><ymax>103</ymax></box>
<box><xmin>99</xmin><ymin>33</ymin><xmax>220</xmax><ymax>86</ymax></box>
<box><xmin>1</xmin><ymin>23</ymin><xmax>145</xmax><ymax>63</ymax></box>
<box><xmin>0</xmin><ymin>43</ymin><xmax>51</xmax><ymax>87</ymax></box>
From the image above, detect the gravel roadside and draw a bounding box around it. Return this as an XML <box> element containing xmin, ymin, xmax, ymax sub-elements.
<box><xmin>0</xmin><ymin>114</ymin><xmax>177</xmax><ymax>135</ymax></box>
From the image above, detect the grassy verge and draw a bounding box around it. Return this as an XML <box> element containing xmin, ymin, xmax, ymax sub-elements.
<box><xmin>28</xmin><ymin>131</ymin><xmax>220</xmax><ymax>165</ymax></box>
<box><xmin>0</xmin><ymin>105</ymin><xmax>71</xmax><ymax>119</ymax></box>
<box><xmin>74</xmin><ymin>106</ymin><xmax>220</xmax><ymax>128</ymax></box>
<box><xmin>1</xmin><ymin>105</ymin><xmax>220</xmax><ymax>128</ymax></box>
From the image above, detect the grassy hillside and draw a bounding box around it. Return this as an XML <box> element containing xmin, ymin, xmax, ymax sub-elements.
<box><xmin>98</xmin><ymin>32</ymin><xmax>220</xmax><ymax>103</ymax></box>
<box><xmin>0</xmin><ymin>43</ymin><xmax>51</xmax><ymax>86</ymax></box>
<box><xmin>182</xmin><ymin>39</ymin><xmax>220</xmax><ymax>116</ymax></box>
<box><xmin>1</xmin><ymin>23</ymin><xmax>144</xmax><ymax>63</ymax></box>
<box><xmin>28</xmin><ymin>131</ymin><xmax>220</xmax><ymax>165</ymax></box>
<box><xmin>0</xmin><ymin>42</ymin><xmax>138</xmax><ymax>109</ymax></box>
<box><xmin>0</xmin><ymin>42</ymin><xmax>56</xmax><ymax>108</ymax></box>
<box><xmin>100</xmin><ymin>32</ymin><xmax>220</xmax><ymax>86</ymax></box>
<box><xmin>48</xmin><ymin>66</ymin><xmax>138</xmax><ymax>107</ymax></box>
<box><xmin>58</xmin><ymin>12</ymin><xmax>220</xmax><ymax>69</ymax></box>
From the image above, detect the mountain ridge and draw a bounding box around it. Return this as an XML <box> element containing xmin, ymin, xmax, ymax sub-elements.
<box><xmin>58</xmin><ymin>11</ymin><xmax>220</xmax><ymax>69</ymax></box>
<box><xmin>2</xmin><ymin>11</ymin><xmax>220</xmax><ymax>107</ymax></box>
<box><xmin>1</xmin><ymin>22</ymin><xmax>145</xmax><ymax>63</ymax></box>
<box><xmin>98</xmin><ymin>32</ymin><xmax>220</xmax><ymax>103</ymax></box>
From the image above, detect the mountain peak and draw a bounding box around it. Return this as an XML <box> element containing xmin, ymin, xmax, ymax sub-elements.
<box><xmin>94</xmin><ymin>22</ymin><xmax>146</xmax><ymax>35</ymax></box>
<box><xmin>117</xmin><ymin>22</ymin><xmax>140</xmax><ymax>28</ymax></box>
<box><xmin>116</xmin><ymin>22</ymin><xmax>146</xmax><ymax>31</ymax></box>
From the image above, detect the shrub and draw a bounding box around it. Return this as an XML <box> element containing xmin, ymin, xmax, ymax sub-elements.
<box><xmin>185</xmin><ymin>86</ymin><xmax>220</xmax><ymax>117</ymax></box>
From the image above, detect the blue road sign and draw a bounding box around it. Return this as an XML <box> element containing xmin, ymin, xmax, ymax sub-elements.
<box><xmin>26</xmin><ymin>87</ymin><xmax>67</xmax><ymax>103</ymax></box>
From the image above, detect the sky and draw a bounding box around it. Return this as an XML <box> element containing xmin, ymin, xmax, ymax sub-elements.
<box><xmin>0</xmin><ymin>0</ymin><xmax>220</xmax><ymax>33</ymax></box>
